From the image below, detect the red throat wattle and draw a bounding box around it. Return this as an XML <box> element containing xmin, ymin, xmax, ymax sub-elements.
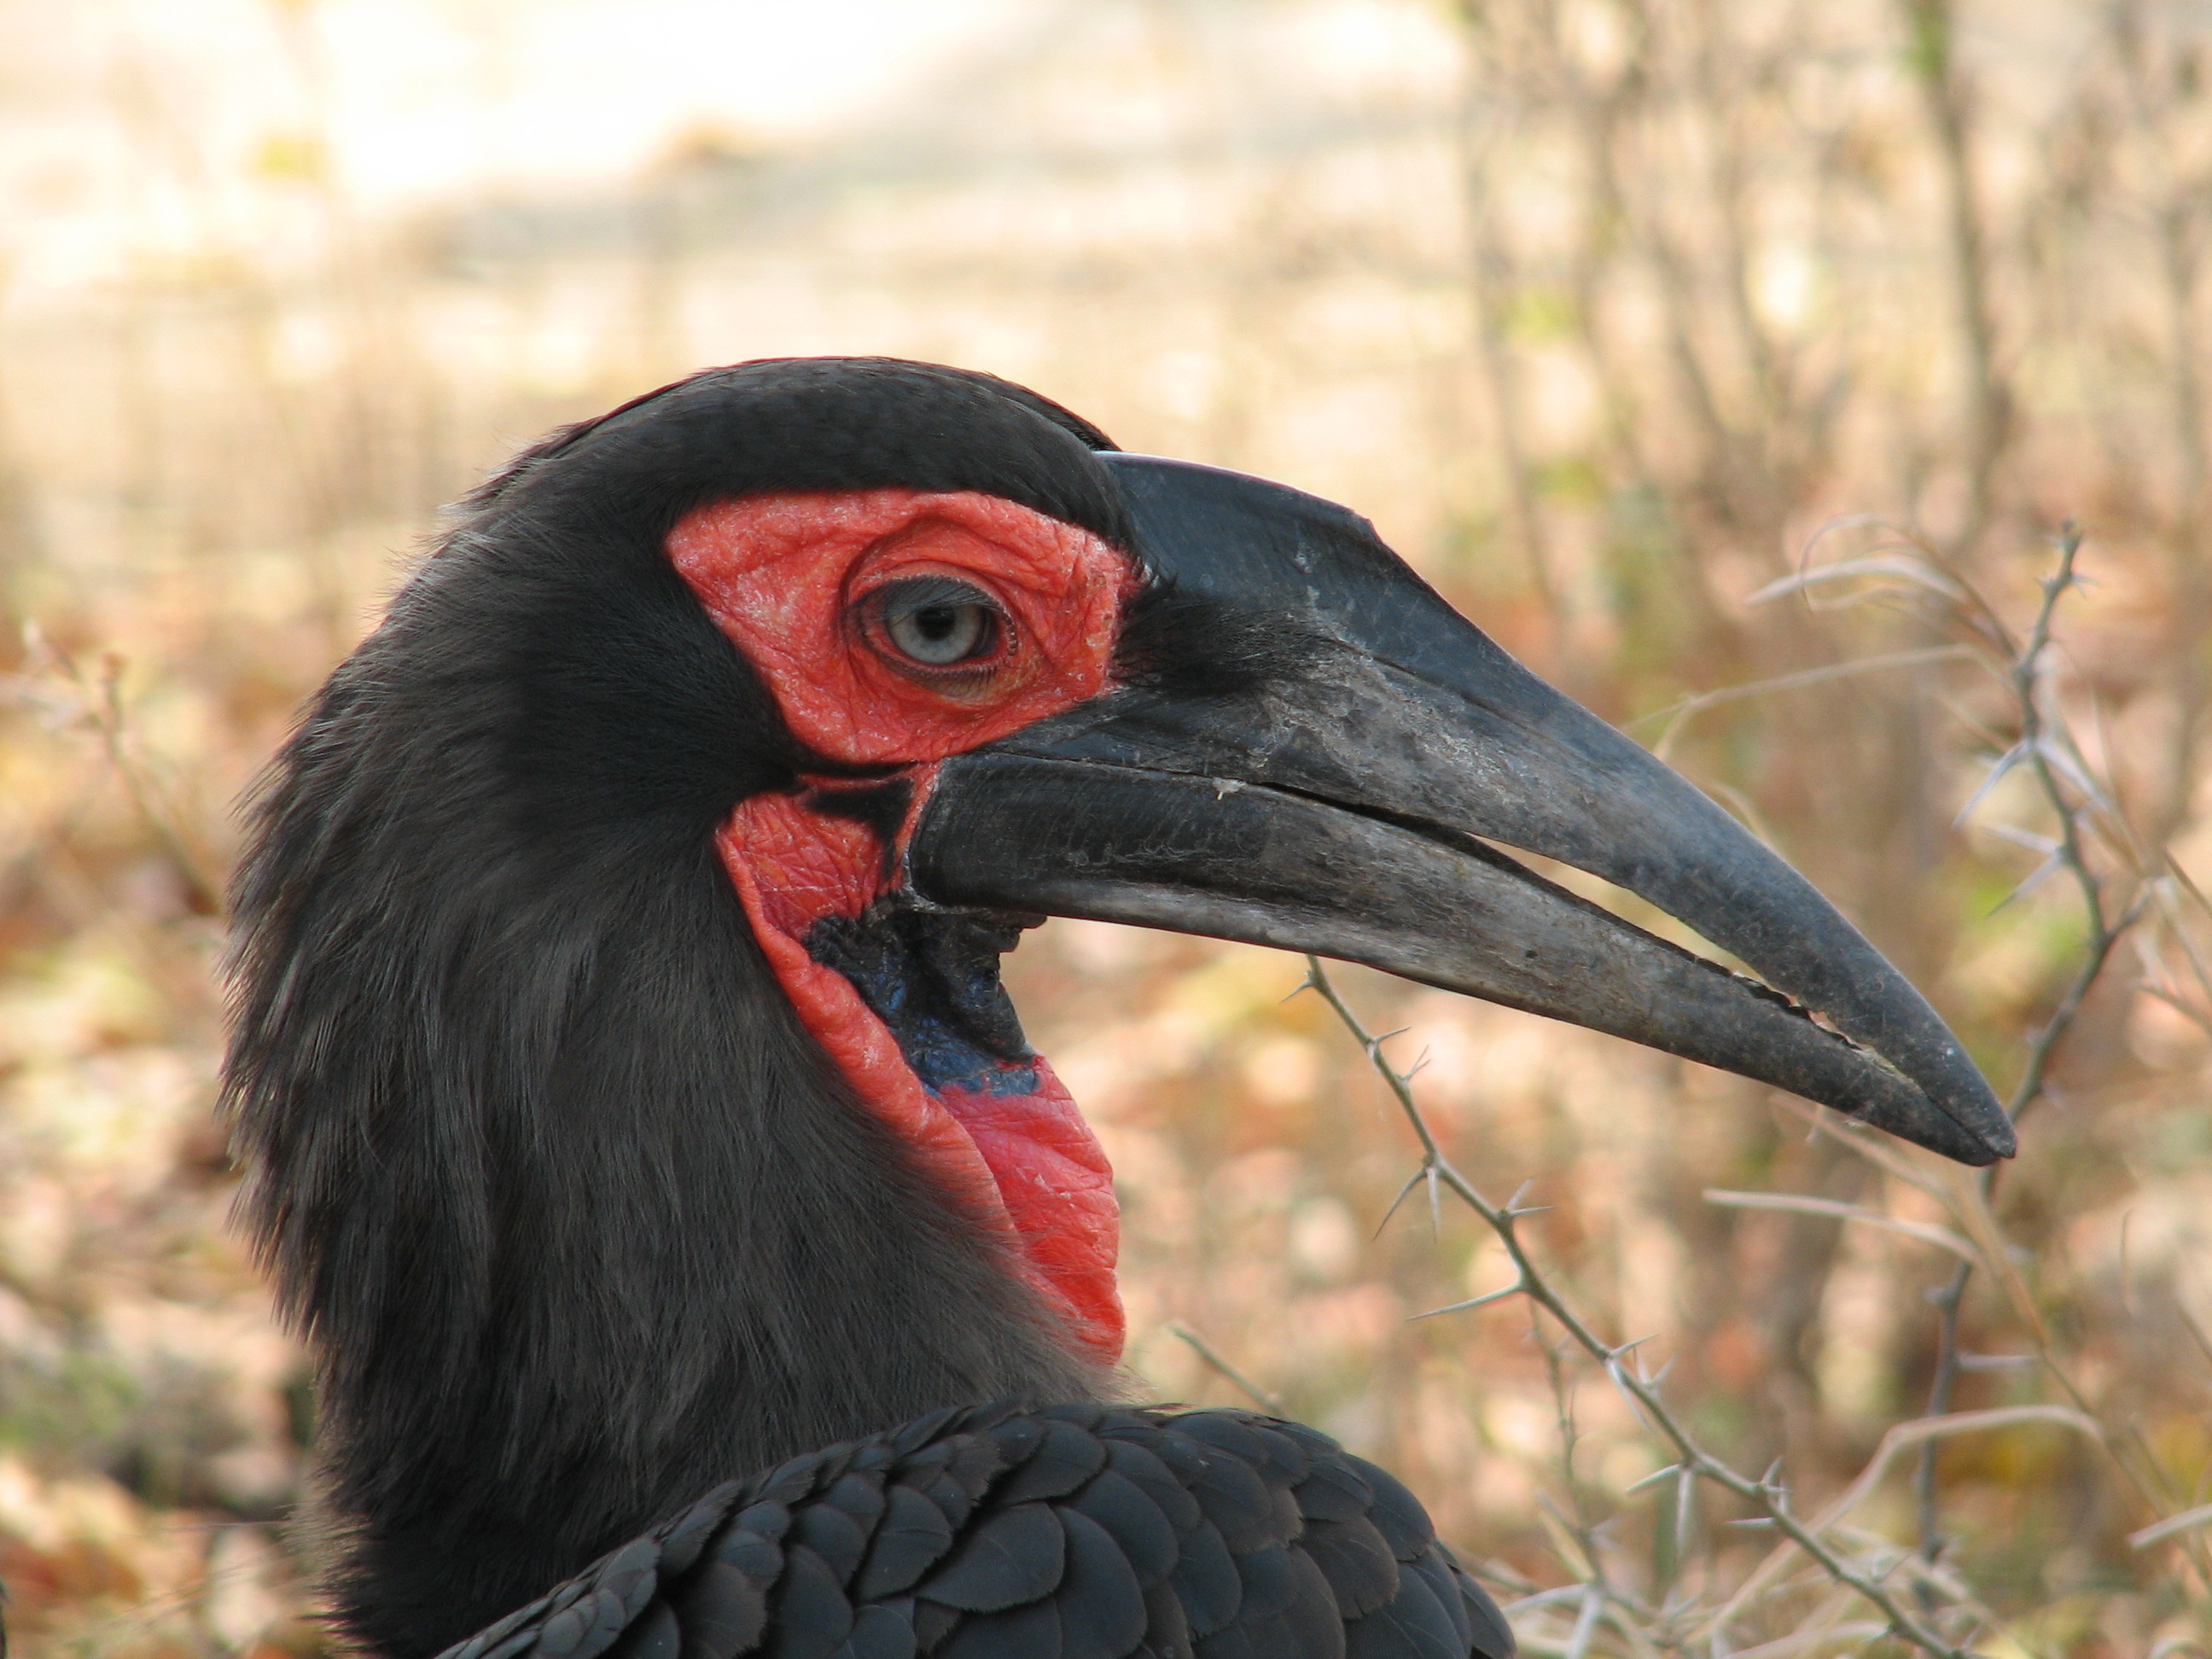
<box><xmin>667</xmin><ymin>489</ymin><xmax>1138</xmax><ymax>1365</ymax></box>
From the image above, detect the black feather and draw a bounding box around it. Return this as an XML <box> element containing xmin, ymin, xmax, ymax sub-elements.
<box><xmin>671</xmin><ymin>1563</ymin><xmax>768</xmax><ymax>1659</ymax></box>
<box><xmin>660</xmin><ymin>1488</ymin><xmax>742</xmax><ymax>1579</ymax></box>
<box><xmin>853</xmin><ymin>1487</ymin><xmax>956</xmax><ymax>1601</ymax></box>
<box><xmin>1033</xmin><ymin>1404</ymin><xmax>1107</xmax><ymax>1431</ymax></box>
<box><xmin>1100</xmin><ymin>1441</ymin><xmax>1202</xmax><ymax>1536</ymax></box>
<box><xmin>978</xmin><ymin>1415</ymin><xmax>1045</xmax><ymax>1465</ymax></box>
<box><xmin>712</xmin><ymin>1531</ymin><xmax>784</xmax><ymax>1584</ymax></box>
<box><xmin>920</xmin><ymin>1475</ymin><xmax>979</xmax><ymax>1533</ymax></box>
<box><xmin>528</xmin><ymin>1598</ymin><xmax>592</xmax><ymax>1659</ymax></box>
<box><xmin>1277</xmin><ymin>1550</ymin><xmax>1348</xmax><ymax>1659</ymax></box>
<box><xmin>1429</xmin><ymin>1555</ymin><xmax>1512</xmax><ymax>1659</ymax></box>
<box><xmin>891</xmin><ymin>1411</ymin><xmax>964</xmax><ymax>1458</ymax></box>
<box><xmin>934</xmin><ymin>1597</ymin><xmax>1059</xmax><ymax>1659</ymax></box>
<box><xmin>1246</xmin><ymin>1425</ymin><xmax>1314</xmax><ymax>1488</ymax></box>
<box><xmin>1166</xmin><ymin>1523</ymin><xmax>1242</xmax><ymax>1639</ymax></box>
<box><xmin>1400</xmin><ymin>1555</ymin><xmax>1468</xmax><ymax>1653</ymax></box>
<box><xmin>1292</xmin><ymin>1460</ymin><xmax>1375</xmax><ymax>1525</ymax></box>
<box><xmin>823</xmin><ymin>1477</ymin><xmax>887</xmax><ymax>1536</ymax></box>
<box><xmin>791</xmin><ymin>1506</ymin><xmax>870</xmax><ymax>1588</ymax></box>
<box><xmin>832</xmin><ymin>1605</ymin><xmax>917</xmax><ymax>1659</ymax></box>
<box><xmin>736</xmin><ymin>1505</ymin><xmax>794</xmax><ymax>1544</ymax></box>
<box><xmin>919</xmin><ymin>1504</ymin><xmax>1066</xmax><ymax>1613</ymax></box>
<box><xmin>1228</xmin><ymin>1546</ymin><xmax>1297</xmax><ymax>1624</ymax></box>
<box><xmin>911</xmin><ymin>1599</ymin><xmax>962</xmax><ymax>1653</ymax></box>
<box><xmin>760</xmin><ymin>1460</ymin><xmax>830</xmax><ymax>1511</ymax></box>
<box><xmin>765</xmin><ymin>1547</ymin><xmax>853</xmax><ymax>1659</ymax></box>
<box><xmin>1342</xmin><ymin>1567</ymin><xmax>1462</xmax><ymax>1659</ymax></box>
<box><xmin>1296</xmin><ymin>1517</ymin><xmax>1400</xmax><ymax>1620</ymax></box>
<box><xmin>1191</xmin><ymin>1621</ymin><xmax>1255</xmax><ymax>1659</ymax></box>
<box><xmin>992</xmin><ymin>1420</ymin><xmax>1106</xmax><ymax>1504</ymax></box>
<box><xmin>1164</xmin><ymin>1415</ymin><xmax>1270</xmax><ymax>1469</ymax></box>
<box><xmin>1342</xmin><ymin>1463</ymin><xmax>1433</xmax><ymax>1563</ymax></box>
<box><xmin>1178</xmin><ymin>1444</ymin><xmax>1295</xmax><ymax>1555</ymax></box>
<box><xmin>1148</xmin><ymin>1435</ymin><xmax>1210</xmax><ymax>1486</ymax></box>
<box><xmin>1051</xmin><ymin>1510</ymin><xmax>1149</xmax><ymax>1659</ymax></box>
<box><xmin>611</xmin><ymin>1603</ymin><xmax>681</xmax><ymax>1659</ymax></box>
<box><xmin>1138</xmin><ymin>1577</ymin><xmax>1193</xmax><ymax>1659</ymax></box>
<box><xmin>1067</xmin><ymin>1470</ymin><xmax>1179</xmax><ymax>1586</ymax></box>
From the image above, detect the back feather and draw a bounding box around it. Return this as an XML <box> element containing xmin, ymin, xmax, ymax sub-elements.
<box><xmin>434</xmin><ymin>1402</ymin><xmax>1513</xmax><ymax>1659</ymax></box>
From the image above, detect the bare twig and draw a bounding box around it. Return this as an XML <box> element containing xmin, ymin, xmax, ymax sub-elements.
<box><xmin>1296</xmin><ymin>956</ymin><xmax>1983</xmax><ymax>1659</ymax></box>
<box><xmin>1720</xmin><ymin>1406</ymin><xmax>2103</xmax><ymax>1631</ymax></box>
<box><xmin>1634</xmin><ymin>645</ymin><xmax>1979</xmax><ymax>762</ymax></box>
<box><xmin>1166</xmin><ymin>1321</ymin><xmax>1288</xmax><ymax>1417</ymax></box>
<box><xmin>1702</xmin><ymin>1190</ymin><xmax>1976</xmax><ymax>1262</ymax></box>
<box><xmin>1906</xmin><ymin>527</ymin><xmax>2205</xmax><ymax>1584</ymax></box>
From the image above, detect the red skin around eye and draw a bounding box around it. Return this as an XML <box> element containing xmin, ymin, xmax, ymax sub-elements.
<box><xmin>672</xmin><ymin>490</ymin><xmax>1136</xmax><ymax>1365</ymax></box>
<box><xmin>668</xmin><ymin>490</ymin><xmax>1130</xmax><ymax>765</ymax></box>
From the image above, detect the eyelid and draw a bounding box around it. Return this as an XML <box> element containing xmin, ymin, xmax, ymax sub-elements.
<box><xmin>869</xmin><ymin>574</ymin><xmax>1002</xmax><ymax>619</ymax></box>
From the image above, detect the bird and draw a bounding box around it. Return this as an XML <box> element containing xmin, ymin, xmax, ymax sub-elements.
<box><xmin>219</xmin><ymin>358</ymin><xmax>2015</xmax><ymax>1659</ymax></box>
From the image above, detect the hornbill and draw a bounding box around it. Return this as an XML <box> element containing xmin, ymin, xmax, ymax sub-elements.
<box><xmin>221</xmin><ymin>358</ymin><xmax>2014</xmax><ymax>1659</ymax></box>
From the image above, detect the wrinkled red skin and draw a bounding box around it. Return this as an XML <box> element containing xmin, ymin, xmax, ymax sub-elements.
<box><xmin>668</xmin><ymin>491</ymin><xmax>1138</xmax><ymax>1364</ymax></box>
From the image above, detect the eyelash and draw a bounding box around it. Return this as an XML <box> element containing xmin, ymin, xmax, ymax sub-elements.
<box><xmin>858</xmin><ymin>578</ymin><xmax>1011</xmax><ymax>677</ymax></box>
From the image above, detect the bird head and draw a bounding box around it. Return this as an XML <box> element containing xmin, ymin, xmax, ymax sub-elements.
<box><xmin>232</xmin><ymin>357</ymin><xmax>2011</xmax><ymax>1378</ymax></box>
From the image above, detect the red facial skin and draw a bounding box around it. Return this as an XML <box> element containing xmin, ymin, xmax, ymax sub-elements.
<box><xmin>668</xmin><ymin>490</ymin><xmax>1138</xmax><ymax>1365</ymax></box>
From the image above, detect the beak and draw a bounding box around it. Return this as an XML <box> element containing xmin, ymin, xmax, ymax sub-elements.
<box><xmin>906</xmin><ymin>455</ymin><xmax>2014</xmax><ymax>1167</ymax></box>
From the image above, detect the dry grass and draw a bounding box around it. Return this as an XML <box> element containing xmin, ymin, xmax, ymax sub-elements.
<box><xmin>1</xmin><ymin>1</ymin><xmax>2209</xmax><ymax>1655</ymax></box>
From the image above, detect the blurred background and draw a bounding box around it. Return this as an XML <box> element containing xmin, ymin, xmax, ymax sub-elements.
<box><xmin>1</xmin><ymin>0</ymin><xmax>2209</xmax><ymax>1654</ymax></box>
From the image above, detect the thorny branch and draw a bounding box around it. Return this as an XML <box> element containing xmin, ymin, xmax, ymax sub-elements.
<box><xmin>1290</xmin><ymin>525</ymin><xmax>2212</xmax><ymax>1653</ymax></box>
<box><xmin>1296</xmin><ymin>956</ymin><xmax>1987</xmax><ymax>1659</ymax></box>
<box><xmin>1906</xmin><ymin>527</ymin><xmax>2208</xmax><ymax>1591</ymax></box>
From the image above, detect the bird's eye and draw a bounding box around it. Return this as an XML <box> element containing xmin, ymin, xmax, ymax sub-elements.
<box><xmin>864</xmin><ymin>578</ymin><xmax>1005</xmax><ymax>672</ymax></box>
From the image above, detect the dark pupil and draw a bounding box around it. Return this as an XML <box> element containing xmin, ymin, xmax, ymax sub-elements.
<box><xmin>913</xmin><ymin>605</ymin><xmax>960</xmax><ymax>641</ymax></box>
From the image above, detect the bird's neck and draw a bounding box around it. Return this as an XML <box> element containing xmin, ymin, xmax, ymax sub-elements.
<box><xmin>235</xmin><ymin>840</ymin><xmax>1105</xmax><ymax>1659</ymax></box>
<box><xmin>712</xmin><ymin>791</ymin><xmax>1126</xmax><ymax>1363</ymax></box>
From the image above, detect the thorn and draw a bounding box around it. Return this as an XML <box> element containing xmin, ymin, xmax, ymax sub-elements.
<box><xmin>1370</xmin><ymin>1026</ymin><xmax>1412</xmax><ymax>1051</ymax></box>
<box><xmin>1954</xmin><ymin>740</ymin><xmax>2027</xmax><ymax>828</ymax></box>
<box><xmin>1603</xmin><ymin>1354</ymin><xmax>1658</xmax><ymax>1433</ymax></box>
<box><xmin>1375</xmin><ymin>1168</ymin><xmax>1427</xmax><ymax>1237</ymax></box>
<box><xmin>1624</xmin><ymin>1462</ymin><xmax>1683</xmax><ymax>1495</ymax></box>
<box><xmin>1409</xmin><ymin>1282</ymin><xmax>1525</xmax><ymax>1321</ymax></box>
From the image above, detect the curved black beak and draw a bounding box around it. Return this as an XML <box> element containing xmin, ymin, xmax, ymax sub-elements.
<box><xmin>906</xmin><ymin>456</ymin><xmax>2013</xmax><ymax>1167</ymax></box>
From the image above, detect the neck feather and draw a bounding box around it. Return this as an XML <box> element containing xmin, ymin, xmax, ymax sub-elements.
<box><xmin>223</xmin><ymin>521</ymin><xmax>1103</xmax><ymax>1659</ymax></box>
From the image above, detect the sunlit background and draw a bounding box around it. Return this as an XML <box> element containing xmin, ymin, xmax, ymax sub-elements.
<box><xmin>3</xmin><ymin>1</ymin><xmax>2211</xmax><ymax>1654</ymax></box>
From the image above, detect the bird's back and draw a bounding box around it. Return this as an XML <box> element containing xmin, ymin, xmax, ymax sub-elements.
<box><xmin>433</xmin><ymin>1400</ymin><xmax>1512</xmax><ymax>1659</ymax></box>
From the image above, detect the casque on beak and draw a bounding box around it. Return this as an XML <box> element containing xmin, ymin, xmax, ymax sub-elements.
<box><xmin>906</xmin><ymin>454</ymin><xmax>2014</xmax><ymax>1167</ymax></box>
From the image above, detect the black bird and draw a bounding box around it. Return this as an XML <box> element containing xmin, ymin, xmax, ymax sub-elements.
<box><xmin>221</xmin><ymin>358</ymin><xmax>2013</xmax><ymax>1659</ymax></box>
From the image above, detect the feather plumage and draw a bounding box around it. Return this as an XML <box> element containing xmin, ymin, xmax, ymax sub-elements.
<box><xmin>432</xmin><ymin>1405</ymin><xmax>1511</xmax><ymax>1659</ymax></box>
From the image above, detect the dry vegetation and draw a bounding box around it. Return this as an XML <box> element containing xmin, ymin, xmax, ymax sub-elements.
<box><xmin>2</xmin><ymin>0</ymin><xmax>2210</xmax><ymax>1654</ymax></box>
